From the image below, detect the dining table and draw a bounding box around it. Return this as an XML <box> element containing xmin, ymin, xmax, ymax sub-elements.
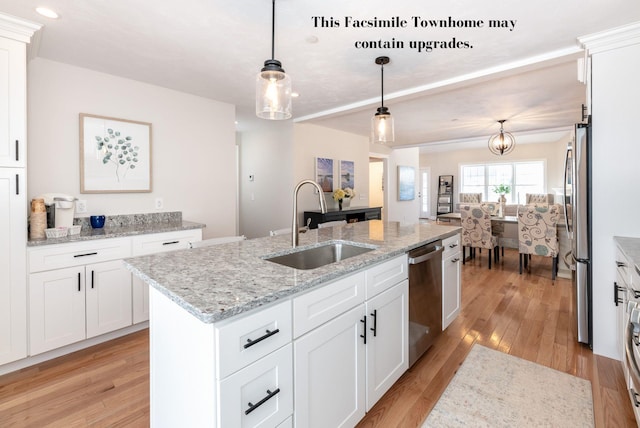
<box><xmin>436</xmin><ymin>212</ymin><xmax>571</xmax><ymax>279</ymax></box>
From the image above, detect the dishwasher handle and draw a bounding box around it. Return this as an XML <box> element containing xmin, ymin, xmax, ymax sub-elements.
<box><xmin>408</xmin><ymin>246</ymin><xmax>443</xmax><ymax>265</ymax></box>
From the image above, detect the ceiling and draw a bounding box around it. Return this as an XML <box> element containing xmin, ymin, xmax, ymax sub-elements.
<box><xmin>4</xmin><ymin>1</ymin><xmax>640</xmax><ymax>152</ymax></box>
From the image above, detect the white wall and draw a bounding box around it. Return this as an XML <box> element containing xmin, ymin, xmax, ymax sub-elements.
<box><xmin>591</xmin><ymin>40</ymin><xmax>640</xmax><ymax>359</ymax></box>
<box><xmin>27</xmin><ymin>58</ymin><xmax>237</xmax><ymax>239</ymax></box>
<box><xmin>369</xmin><ymin>160</ymin><xmax>384</xmax><ymax>209</ymax></box>
<box><xmin>419</xmin><ymin>138</ymin><xmax>568</xmax><ymax>216</ymax></box>
<box><xmin>237</xmin><ymin>121</ymin><xmax>294</xmax><ymax>238</ymax></box>
<box><xmin>387</xmin><ymin>147</ymin><xmax>420</xmax><ymax>224</ymax></box>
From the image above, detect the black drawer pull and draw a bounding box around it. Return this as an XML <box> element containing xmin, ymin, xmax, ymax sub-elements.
<box><xmin>15</xmin><ymin>140</ymin><xmax>19</xmax><ymax>161</ymax></box>
<box><xmin>162</xmin><ymin>241</ymin><xmax>179</xmax><ymax>245</ymax></box>
<box><xmin>245</xmin><ymin>388</ymin><xmax>280</xmax><ymax>415</ymax></box>
<box><xmin>452</xmin><ymin>258</ymin><xmax>460</xmax><ymax>263</ymax></box>
<box><xmin>244</xmin><ymin>328</ymin><xmax>280</xmax><ymax>349</ymax></box>
<box><xmin>449</xmin><ymin>243</ymin><xmax>458</xmax><ymax>248</ymax></box>
<box><xmin>360</xmin><ymin>316</ymin><xmax>367</xmax><ymax>344</ymax></box>
<box><xmin>370</xmin><ymin>309</ymin><xmax>377</xmax><ymax>337</ymax></box>
<box><xmin>78</xmin><ymin>272</ymin><xmax>81</xmax><ymax>291</ymax></box>
<box><xmin>617</xmin><ymin>261</ymin><xmax>627</xmax><ymax>268</ymax></box>
<box><xmin>633</xmin><ymin>388</ymin><xmax>640</xmax><ymax>408</ymax></box>
<box><xmin>15</xmin><ymin>174</ymin><xmax>19</xmax><ymax>195</ymax></box>
<box><xmin>91</xmin><ymin>270</ymin><xmax>95</xmax><ymax>288</ymax></box>
<box><xmin>74</xmin><ymin>252</ymin><xmax>98</xmax><ymax>258</ymax></box>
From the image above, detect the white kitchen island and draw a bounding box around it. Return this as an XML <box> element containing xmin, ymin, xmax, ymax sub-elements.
<box><xmin>124</xmin><ymin>220</ymin><xmax>460</xmax><ymax>428</ymax></box>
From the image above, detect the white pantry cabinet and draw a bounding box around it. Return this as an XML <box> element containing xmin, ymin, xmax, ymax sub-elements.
<box><xmin>130</xmin><ymin>229</ymin><xmax>202</xmax><ymax>323</ymax></box>
<box><xmin>442</xmin><ymin>233</ymin><xmax>461</xmax><ymax>330</ymax></box>
<box><xmin>0</xmin><ymin>36</ymin><xmax>26</xmax><ymax>167</ymax></box>
<box><xmin>28</xmin><ymin>240</ymin><xmax>133</xmax><ymax>355</ymax></box>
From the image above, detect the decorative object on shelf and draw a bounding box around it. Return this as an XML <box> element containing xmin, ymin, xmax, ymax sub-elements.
<box><xmin>315</xmin><ymin>157</ymin><xmax>334</xmax><ymax>193</ymax></box>
<box><xmin>371</xmin><ymin>56</ymin><xmax>394</xmax><ymax>144</ymax></box>
<box><xmin>256</xmin><ymin>0</ymin><xmax>291</xmax><ymax>120</ymax></box>
<box><xmin>333</xmin><ymin>187</ymin><xmax>355</xmax><ymax>211</ymax></box>
<box><xmin>340</xmin><ymin>160</ymin><xmax>355</xmax><ymax>190</ymax></box>
<box><xmin>45</xmin><ymin>227</ymin><xmax>68</xmax><ymax>239</ymax></box>
<box><xmin>30</xmin><ymin>198</ymin><xmax>47</xmax><ymax>239</ymax></box>
<box><xmin>80</xmin><ymin>113</ymin><xmax>152</xmax><ymax>193</ymax></box>
<box><xmin>488</xmin><ymin>119</ymin><xmax>516</xmax><ymax>155</ymax></box>
<box><xmin>493</xmin><ymin>184</ymin><xmax>511</xmax><ymax>218</ymax></box>
<box><xmin>397</xmin><ymin>166</ymin><xmax>415</xmax><ymax>201</ymax></box>
<box><xmin>90</xmin><ymin>215</ymin><xmax>106</xmax><ymax>229</ymax></box>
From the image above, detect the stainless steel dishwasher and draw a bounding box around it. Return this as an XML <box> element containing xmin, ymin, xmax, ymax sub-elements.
<box><xmin>408</xmin><ymin>240</ymin><xmax>443</xmax><ymax>367</ymax></box>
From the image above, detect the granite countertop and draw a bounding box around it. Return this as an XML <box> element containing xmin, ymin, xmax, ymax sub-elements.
<box><xmin>27</xmin><ymin>211</ymin><xmax>205</xmax><ymax>247</ymax></box>
<box><xmin>124</xmin><ymin>220</ymin><xmax>461</xmax><ymax>324</ymax></box>
<box><xmin>615</xmin><ymin>236</ymin><xmax>640</xmax><ymax>274</ymax></box>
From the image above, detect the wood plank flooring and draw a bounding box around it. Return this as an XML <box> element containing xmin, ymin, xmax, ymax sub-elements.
<box><xmin>0</xmin><ymin>248</ymin><xmax>636</xmax><ymax>427</ymax></box>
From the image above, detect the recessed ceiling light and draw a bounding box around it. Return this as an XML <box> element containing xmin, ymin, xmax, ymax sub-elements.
<box><xmin>35</xmin><ymin>7</ymin><xmax>59</xmax><ymax>19</ymax></box>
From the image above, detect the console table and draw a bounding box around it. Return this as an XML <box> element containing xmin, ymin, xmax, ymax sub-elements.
<box><xmin>304</xmin><ymin>207</ymin><xmax>382</xmax><ymax>229</ymax></box>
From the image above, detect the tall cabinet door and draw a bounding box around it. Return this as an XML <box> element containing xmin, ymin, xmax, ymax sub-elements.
<box><xmin>29</xmin><ymin>266</ymin><xmax>86</xmax><ymax>355</ymax></box>
<box><xmin>442</xmin><ymin>252</ymin><xmax>461</xmax><ymax>330</ymax></box>
<box><xmin>0</xmin><ymin>169</ymin><xmax>26</xmax><ymax>364</ymax></box>
<box><xmin>0</xmin><ymin>37</ymin><xmax>26</xmax><ymax>167</ymax></box>
<box><xmin>86</xmin><ymin>260</ymin><xmax>132</xmax><ymax>338</ymax></box>
<box><xmin>365</xmin><ymin>280</ymin><xmax>408</xmax><ymax>410</ymax></box>
<box><xmin>294</xmin><ymin>305</ymin><xmax>366</xmax><ymax>428</ymax></box>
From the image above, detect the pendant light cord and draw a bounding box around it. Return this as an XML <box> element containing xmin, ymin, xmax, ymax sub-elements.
<box><xmin>380</xmin><ymin>63</ymin><xmax>385</xmax><ymax>108</ymax></box>
<box><xmin>271</xmin><ymin>0</ymin><xmax>276</xmax><ymax>60</ymax></box>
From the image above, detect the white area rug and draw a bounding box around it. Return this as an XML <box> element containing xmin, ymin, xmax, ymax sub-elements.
<box><xmin>422</xmin><ymin>344</ymin><xmax>594</xmax><ymax>427</ymax></box>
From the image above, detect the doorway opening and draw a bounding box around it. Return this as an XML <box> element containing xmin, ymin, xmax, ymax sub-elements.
<box><xmin>369</xmin><ymin>157</ymin><xmax>385</xmax><ymax>220</ymax></box>
<box><xmin>419</xmin><ymin>167</ymin><xmax>431</xmax><ymax>219</ymax></box>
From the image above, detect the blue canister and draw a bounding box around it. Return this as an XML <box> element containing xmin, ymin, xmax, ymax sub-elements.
<box><xmin>90</xmin><ymin>215</ymin><xmax>106</xmax><ymax>229</ymax></box>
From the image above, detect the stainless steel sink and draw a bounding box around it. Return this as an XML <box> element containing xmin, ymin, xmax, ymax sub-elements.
<box><xmin>264</xmin><ymin>241</ymin><xmax>376</xmax><ymax>270</ymax></box>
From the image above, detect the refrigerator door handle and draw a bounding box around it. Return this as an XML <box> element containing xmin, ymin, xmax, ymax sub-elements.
<box><xmin>563</xmin><ymin>144</ymin><xmax>572</xmax><ymax>240</ymax></box>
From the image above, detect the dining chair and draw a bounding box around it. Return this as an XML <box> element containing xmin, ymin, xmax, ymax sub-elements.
<box><xmin>459</xmin><ymin>193</ymin><xmax>482</xmax><ymax>204</ymax></box>
<box><xmin>317</xmin><ymin>220</ymin><xmax>347</xmax><ymax>229</ymax></box>
<box><xmin>525</xmin><ymin>193</ymin><xmax>554</xmax><ymax>204</ymax></box>
<box><xmin>189</xmin><ymin>235</ymin><xmax>246</xmax><ymax>248</ymax></box>
<box><xmin>460</xmin><ymin>204</ymin><xmax>499</xmax><ymax>269</ymax></box>
<box><xmin>517</xmin><ymin>204</ymin><xmax>561</xmax><ymax>279</ymax></box>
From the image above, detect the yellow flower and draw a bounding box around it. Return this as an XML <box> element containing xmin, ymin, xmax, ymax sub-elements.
<box><xmin>333</xmin><ymin>189</ymin><xmax>346</xmax><ymax>201</ymax></box>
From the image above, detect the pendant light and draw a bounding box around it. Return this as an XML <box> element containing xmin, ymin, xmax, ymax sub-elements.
<box><xmin>371</xmin><ymin>56</ymin><xmax>394</xmax><ymax>144</ymax></box>
<box><xmin>488</xmin><ymin>119</ymin><xmax>516</xmax><ymax>155</ymax></box>
<box><xmin>256</xmin><ymin>0</ymin><xmax>292</xmax><ymax>120</ymax></box>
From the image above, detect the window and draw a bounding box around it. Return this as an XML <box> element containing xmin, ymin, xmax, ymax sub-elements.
<box><xmin>460</xmin><ymin>161</ymin><xmax>545</xmax><ymax>204</ymax></box>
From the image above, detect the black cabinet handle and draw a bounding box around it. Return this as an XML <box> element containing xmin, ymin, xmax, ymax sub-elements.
<box><xmin>73</xmin><ymin>252</ymin><xmax>98</xmax><ymax>258</ymax></box>
<box><xmin>617</xmin><ymin>261</ymin><xmax>627</xmax><ymax>268</ymax></box>
<box><xmin>245</xmin><ymin>388</ymin><xmax>280</xmax><ymax>415</ymax></box>
<box><xmin>633</xmin><ymin>388</ymin><xmax>640</xmax><ymax>408</ymax></box>
<box><xmin>614</xmin><ymin>282</ymin><xmax>625</xmax><ymax>306</ymax></box>
<box><xmin>15</xmin><ymin>140</ymin><xmax>19</xmax><ymax>161</ymax></box>
<box><xmin>77</xmin><ymin>272</ymin><xmax>81</xmax><ymax>292</ymax></box>
<box><xmin>360</xmin><ymin>316</ymin><xmax>367</xmax><ymax>344</ymax></box>
<box><xmin>449</xmin><ymin>243</ymin><xmax>458</xmax><ymax>248</ymax></box>
<box><xmin>370</xmin><ymin>309</ymin><xmax>377</xmax><ymax>337</ymax></box>
<box><xmin>452</xmin><ymin>258</ymin><xmax>460</xmax><ymax>263</ymax></box>
<box><xmin>162</xmin><ymin>241</ymin><xmax>179</xmax><ymax>246</ymax></box>
<box><xmin>15</xmin><ymin>174</ymin><xmax>19</xmax><ymax>195</ymax></box>
<box><xmin>244</xmin><ymin>328</ymin><xmax>280</xmax><ymax>349</ymax></box>
<box><xmin>91</xmin><ymin>270</ymin><xmax>94</xmax><ymax>289</ymax></box>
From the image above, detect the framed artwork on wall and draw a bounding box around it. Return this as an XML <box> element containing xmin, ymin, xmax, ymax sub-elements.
<box><xmin>80</xmin><ymin>113</ymin><xmax>152</xmax><ymax>193</ymax></box>
<box><xmin>315</xmin><ymin>157</ymin><xmax>334</xmax><ymax>193</ymax></box>
<box><xmin>398</xmin><ymin>165</ymin><xmax>416</xmax><ymax>201</ymax></box>
<box><xmin>340</xmin><ymin>160</ymin><xmax>354</xmax><ymax>190</ymax></box>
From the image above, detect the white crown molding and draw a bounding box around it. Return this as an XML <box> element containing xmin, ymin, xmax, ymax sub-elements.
<box><xmin>578</xmin><ymin>21</ymin><xmax>640</xmax><ymax>54</ymax></box>
<box><xmin>0</xmin><ymin>12</ymin><xmax>42</xmax><ymax>43</ymax></box>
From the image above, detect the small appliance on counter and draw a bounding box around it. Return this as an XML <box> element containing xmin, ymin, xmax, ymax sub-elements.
<box><xmin>36</xmin><ymin>193</ymin><xmax>77</xmax><ymax>228</ymax></box>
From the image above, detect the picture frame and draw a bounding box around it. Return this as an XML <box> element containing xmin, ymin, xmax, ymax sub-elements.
<box><xmin>315</xmin><ymin>157</ymin><xmax>334</xmax><ymax>193</ymax></box>
<box><xmin>340</xmin><ymin>160</ymin><xmax>354</xmax><ymax>190</ymax></box>
<box><xmin>80</xmin><ymin>113</ymin><xmax>152</xmax><ymax>193</ymax></box>
<box><xmin>398</xmin><ymin>165</ymin><xmax>416</xmax><ymax>201</ymax></box>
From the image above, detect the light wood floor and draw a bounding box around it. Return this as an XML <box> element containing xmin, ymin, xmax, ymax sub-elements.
<box><xmin>0</xmin><ymin>248</ymin><xmax>636</xmax><ymax>427</ymax></box>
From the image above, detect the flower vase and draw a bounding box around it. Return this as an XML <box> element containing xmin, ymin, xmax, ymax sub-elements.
<box><xmin>338</xmin><ymin>199</ymin><xmax>343</xmax><ymax>211</ymax></box>
<box><xmin>498</xmin><ymin>194</ymin><xmax>506</xmax><ymax>218</ymax></box>
<box><xmin>343</xmin><ymin>197</ymin><xmax>350</xmax><ymax>209</ymax></box>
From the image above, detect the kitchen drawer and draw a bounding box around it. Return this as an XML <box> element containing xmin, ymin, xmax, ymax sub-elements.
<box><xmin>218</xmin><ymin>344</ymin><xmax>293</xmax><ymax>428</ymax></box>
<box><xmin>216</xmin><ymin>300</ymin><xmax>292</xmax><ymax>379</ymax></box>
<box><xmin>364</xmin><ymin>254</ymin><xmax>408</xmax><ymax>299</ymax></box>
<box><xmin>28</xmin><ymin>238</ymin><xmax>131</xmax><ymax>273</ymax></box>
<box><xmin>293</xmin><ymin>271</ymin><xmax>365</xmax><ymax>338</ymax></box>
<box><xmin>131</xmin><ymin>229</ymin><xmax>202</xmax><ymax>256</ymax></box>
<box><xmin>442</xmin><ymin>233</ymin><xmax>461</xmax><ymax>259</ymax></box>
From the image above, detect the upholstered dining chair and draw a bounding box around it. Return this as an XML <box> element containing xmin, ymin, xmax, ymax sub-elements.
<box><xmin>525</xmin><ymin>193</ymin><xmax>554</xmax><ymax>204</ymax></box>
<box><xmin>460</xmin><ymin>204</ymin><xmax>499</xmax><ymax>269</ymax></box>
<box><xmin>517</xmin><ymin>204</ymin><xmax>561</xmax><ymax>279</ymax></box>
<box><xmin>459</xmin><ymin>193</ymin><xmax>482</xmax><ymax>204</ymax></box>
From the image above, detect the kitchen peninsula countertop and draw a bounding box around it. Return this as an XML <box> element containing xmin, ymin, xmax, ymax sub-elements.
<box><xmin>615</xmin><ymin>236</ymin><xmax>640</xmax><ymax>272</ymax></box>
<box><xmin>124</xmin><ymin>220</ymin><xmax>460</xmax><ymax>324</ymax></box>
<box><xmin>27</xmin><ymin>211</ymin><xmax>205</xmax><ymax>247</ymax></box>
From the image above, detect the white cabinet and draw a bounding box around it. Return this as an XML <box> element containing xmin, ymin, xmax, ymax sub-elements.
<box><xmin>0</xmin><ymin>170</ymin><xmax>27</xmax><ymax>365</ymax></box>
<box><xmin>0</xmin><ymin>36</ymin><xmax>26</xmax><ymax>167</ymax></box>
<box><xmin>442</xmin><ymin>233</ymin><xmax>461</xmax><ymax>330</ymax></box>
<box><xmin>28</xmin><ymin>238</ymin><xmax>133</xmax><ymax>355</ymax></box>
<box><xmin>131</xmin><ymin>229</ymin><xmax>202</xmax><ymax>323</ymax></box>
<box><xmin>293</xmin><ymin>254</ymin><xmax>408</xmax><ymax>426</ymax></box>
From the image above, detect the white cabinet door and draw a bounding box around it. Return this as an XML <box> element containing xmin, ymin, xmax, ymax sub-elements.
<box><xmin>442</xmin><ymin>251</ymin><xmax>461</xmax><ymax>330</ymax></box>
<box><xmin>294</xmin><ymin>305</ymin><xmax>366</xmax><ymax>428</ymax></box>
<box><xmin>0</xmin><ymin>37</ymin><xmax>26</xmax><ymax>168</ymax></box>
<box><xmin>132</xmin><ymin>276</ymin><xmax>149</xmax><ymax>324</ymax></box>
<box><xmin>0</xmin><ymin>169</ymin><xmax>26</xmax><ymax>364</ymax></box>
<box><xmin>365</xmin><ymin>280</ymin><xmax>408</xmax><ymax>410</ymax></box>
<box><xmin>86</xmin><ymin>260</ymin><xmax>132</xmax><ymax>338</ymax></box>
<box><xmin>29</xmin><ymin>266</ymin><xmax>86</xmax><ymax>355</ymax></box>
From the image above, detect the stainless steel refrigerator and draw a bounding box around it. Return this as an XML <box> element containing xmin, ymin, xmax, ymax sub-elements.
<box><xmin>564</xmin><ymin>121</ymin><xmax>592</xmax><ymax>347</ymax></box>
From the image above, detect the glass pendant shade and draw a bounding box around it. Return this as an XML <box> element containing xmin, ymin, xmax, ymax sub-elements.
<box><xmin>488</xmin><ymin>120</ymin><xmax>515</xmax><ymax>155</ymax></box>
<box><xmin>371</xmin><ymin>107</ymin><xmax>394</xmax><ymax>144</ymax></box>
<box><xmin>256</xmin><ymin>60</ymin><xmax>292</xmax><ymax>120</ymax></box>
